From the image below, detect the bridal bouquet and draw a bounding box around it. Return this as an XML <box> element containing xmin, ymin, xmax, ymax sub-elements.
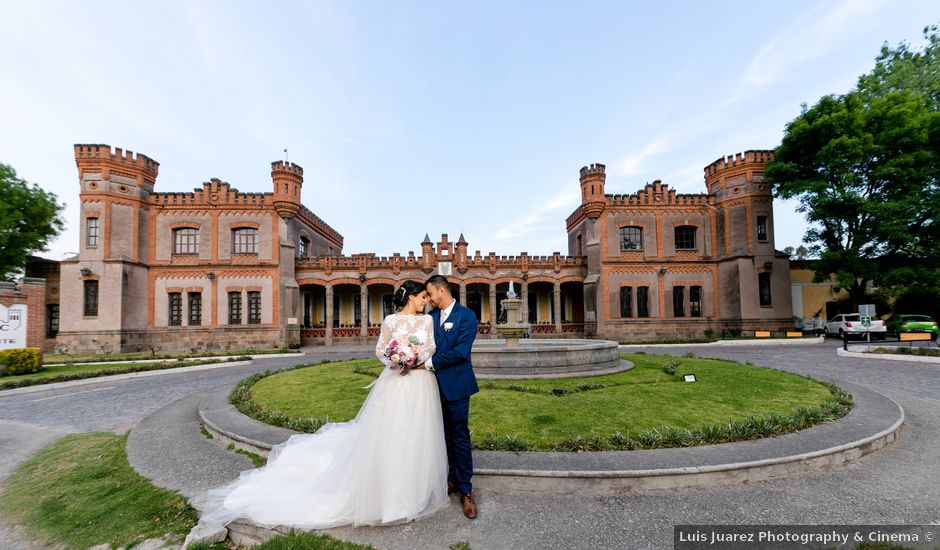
<box><xmin>384</xmin><ymin>335</ymin><xmax>424</xmax><ymax>375</ymax></box>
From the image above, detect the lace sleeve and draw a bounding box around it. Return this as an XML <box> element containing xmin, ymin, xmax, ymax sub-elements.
<box><xmin>374</xmin><ymin>316</ymin><xmax>393</xmax><ymax>368</ymax></box>
<box><xmin>419</xmin><ymin>315</ymin><xmax>436</xmax><ymax>365</ymax></box>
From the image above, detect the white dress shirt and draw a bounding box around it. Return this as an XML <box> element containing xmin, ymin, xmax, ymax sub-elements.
<box><xmin>426</xmin><ymin>300</ymin><xmax>456</xmax><ymax>371</ymax></box>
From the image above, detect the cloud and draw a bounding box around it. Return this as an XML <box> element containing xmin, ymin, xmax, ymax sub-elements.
<box><xmin>613</xmin><ymin>140</ymin><xmax>667</xmax><ymax>177</ymax></box>
<box><xmin>488</xmin><ymin>188</ymin><xmax>580</xmax><ymax>245</ymax></box>
<box><xmin>743</xmin><ymin>0</ymin><xmax>890</xmax><ymax>87</ymax></box>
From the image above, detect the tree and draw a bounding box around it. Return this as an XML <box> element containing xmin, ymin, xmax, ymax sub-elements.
<box><xmin>766</xmin><ymin>26</ymin><xmax>940</xmax><ymax>306</ymax></box>
<box><xmin>0</xmin><ymin>163</ymin><xmax>65</xmax><ymax>280</ymax></box>
<box><xmin>857</xmin><ymin>24</ymin><xmax>939</xmax><ymax>110</ymax></box>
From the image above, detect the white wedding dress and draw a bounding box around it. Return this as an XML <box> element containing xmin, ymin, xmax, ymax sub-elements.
<box><xmin>196</xmin><ymin>313</ymin><xmax>448</xmax><ymax>531</ymax></box>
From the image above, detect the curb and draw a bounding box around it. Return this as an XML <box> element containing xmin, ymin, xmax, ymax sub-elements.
<box><xmin>836</xmin><ymin>347</ymin><xmax>940</xmax><ymax>364</ymax></box>
<box><xmin>619</xmin><ymin>336</ymin><xmax>825</xmax><ymax>349</ymax></box>
<box><xmin>44</xmin><ymin>352</ymin><xmax>303</xmax><ymax>368</ymax></box>
<box><xmin>198</xmin><ymin>379</ymin><xmax>903</xmax><ymax>494</ymax></box>
<box><xmin>0</xmin><ymin>360</ymin><xmax>253</xmax><ymax>397</ymax></box>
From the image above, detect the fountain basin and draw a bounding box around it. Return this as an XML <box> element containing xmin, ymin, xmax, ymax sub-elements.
<box><xmin>471</xmin><ymin>339</ymin><xmax>629</xmax><ymax>379</ymax></box>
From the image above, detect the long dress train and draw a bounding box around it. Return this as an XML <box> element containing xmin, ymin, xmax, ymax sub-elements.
<box><xmin>194</xmin><ymin>313</ymin><xmax>448</xmax><ymax>531</ymax></box>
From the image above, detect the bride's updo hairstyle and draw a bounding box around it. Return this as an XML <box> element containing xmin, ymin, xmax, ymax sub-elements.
<box><xmin>393</xmin><ymin>280</ymin><xmax>425</xmax><ymax>312</ymax></box>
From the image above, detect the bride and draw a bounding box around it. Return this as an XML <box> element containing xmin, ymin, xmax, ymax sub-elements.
<box><xmin>186</xmin><ymin>280</ymin><xmax>448</xmax><ymax>543</ymax></box>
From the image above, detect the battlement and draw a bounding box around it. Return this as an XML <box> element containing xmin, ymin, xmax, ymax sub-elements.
<box><xmin>704</xmin><ymin>150</ymin><xmax>774</xmax><ymax>192</ymax></box>
<box><xmin>579</xmin><ymin>163</ymin><xmax>606</xmax><ymax>178</ymax></box>
<box><xmin>703</xmin><ymin>150</ymin><xmax>773</xmax><ymax>177</ymax></box>
<box><xmin>271</xmin><ymin>161</ymin><xmax>304</xmax><ymax>176</ymax></box>
<box><xmin>74</xmin><ymin>143</ymin><xmax>160</xmax><ymax>185</ymax></box>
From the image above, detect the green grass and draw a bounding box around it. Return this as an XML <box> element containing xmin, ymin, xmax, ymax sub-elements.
<box><xmin>189</xmin><ymin>530</ymin><xmax>378</xmax><ymax>549</ymax></box>
<box><xmin>2</xmin><ymin>433</ymin><xmax>380</xmax><ymax>550</ymax></box>
<box><xmin>245</xmin><ymin>354</ymin><xmax>848</xmax><ymax>451</ymax></box>
<box><xmin>0</xmin><ymin>358</ymin><xmax>231</xmax><ymax>390</ymax></box>
<box><xmin>0</xmin><ymin>432</ymin><xmax>196</xmax><ymax>549</ymax></box>
<box><xmin>44</xmin><ymin>347</ymin><xmax>298</xmax><ymax>365</ymax></box>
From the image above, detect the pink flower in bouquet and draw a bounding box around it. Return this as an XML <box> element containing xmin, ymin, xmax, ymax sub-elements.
<box><xmin>383</xmin><ymin>334</ymin><xmax>424</xmax><ymax>375</ymax></box>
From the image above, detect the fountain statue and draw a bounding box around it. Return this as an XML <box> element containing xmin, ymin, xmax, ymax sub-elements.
<box><xmin>494</xmin><ymin>281</ymin><xmax>528</xmax><ymax>348</ymax></box>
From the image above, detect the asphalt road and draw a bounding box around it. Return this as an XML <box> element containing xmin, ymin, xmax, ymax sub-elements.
<box><xmin>1</xmin><ymin>343</ymin><xmax>938</xmax><ymax>549</ymax></box>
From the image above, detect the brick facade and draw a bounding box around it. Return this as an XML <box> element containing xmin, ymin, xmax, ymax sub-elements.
<box><xmin>37</xmin><ymin>144</ymin><xmax>791</xmax><ymax>352</ymax></box>
<box><xmin>55</xmin><ymin>145</ymin><xmax>341</xmax><ymax>353</ymax></box>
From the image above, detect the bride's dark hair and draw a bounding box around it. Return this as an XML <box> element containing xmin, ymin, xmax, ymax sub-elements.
<box><xmin>393</xmin><ymin>280</ymin><xmax>425</xmax><ymax>311</ymax></box>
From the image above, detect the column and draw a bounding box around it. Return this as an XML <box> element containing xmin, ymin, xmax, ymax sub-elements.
<box><xmin>360</xmin><ymin>282</ymin><xmax>368</xmax><ymax>337</ymax></box>
<box><xmin>325</xmin><ymin>284</ymin><xmax>333</xmax><ymax>346</ymax></box>
<box><xmin>521</xmin><ymin>281</ymin><xmax>529</xmax><ymax>324</ymax></box>
<box><xmin>459</xmin><ymin>280</ymin><xmax>467</xmax><ymax>306</ymax></box>
<box><xmin>489</xmin><ymin>282</ymin><xmax>497</xmax><ymax>335</ymax></box>
<box><xmin>554</xmin><ymin>281</ymin><xmax>562</xmax><ymax>334</ymax></box>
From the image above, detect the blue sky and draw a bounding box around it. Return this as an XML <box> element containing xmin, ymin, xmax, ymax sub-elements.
<box><xmin>1</xmin><ymin>1</ymin><xmax>936</xmax><ymax>260</ymax></box>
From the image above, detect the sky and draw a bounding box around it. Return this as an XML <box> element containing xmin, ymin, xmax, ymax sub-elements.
<box><xmin>0</xmin><ymin>0</ymin><xmax>936</xmax><ymax>260</ymax></box>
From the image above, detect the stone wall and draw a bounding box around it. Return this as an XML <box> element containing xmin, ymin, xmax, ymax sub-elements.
<box><xmin>600</xmin><ymin>317</ymin><xmax>793</xmax><ymax>342</ymax></box>
<box><xmin>55</xmin><ymin>325</ymin><xmax>298</xmax><ymax>354</ymax></box>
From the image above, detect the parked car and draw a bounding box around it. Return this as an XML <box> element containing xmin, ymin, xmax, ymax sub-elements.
<box><xmin>823</xmin><ymin>313</ymin><xmax>887</xmax><ymax>340</ymax></box>
<box><xmin>885</xmin><ymin>314</ymin><xmax>938</xmax><ymax>336</ymax></box>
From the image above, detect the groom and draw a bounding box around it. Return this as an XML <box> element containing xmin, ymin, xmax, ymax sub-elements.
<box><xmin>424</xmin><ymin>275</ymin><xmax>479</xmax><ymax>519</ymax></box>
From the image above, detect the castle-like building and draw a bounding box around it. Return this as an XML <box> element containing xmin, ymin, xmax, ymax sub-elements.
<box><xmin>50</xmin><ymin>144</ymin><xmax>791</xmax><ymax>353</ymax></box>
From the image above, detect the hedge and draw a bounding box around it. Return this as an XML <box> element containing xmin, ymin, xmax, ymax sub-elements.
<box><xmin>0</xmin><ymin>348</ymin><xmax>43</xmax><ymax>376</ymax></box>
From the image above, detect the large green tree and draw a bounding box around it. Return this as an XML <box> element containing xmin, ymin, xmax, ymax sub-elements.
<box><xmin>0</xmin><ymin>163</ymin><xmax>65</xmax><ymax>280</ymax></box>
<box><xmin>766</xmin><ymin>25</ymin><xmax>940</xmax><ymax>305</ymax></box>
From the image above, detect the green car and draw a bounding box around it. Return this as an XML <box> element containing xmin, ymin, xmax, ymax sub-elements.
<box><xmin>885</xmin><ymin>314</ymin><xmax>938</xmax><ymax>336</ymax></box>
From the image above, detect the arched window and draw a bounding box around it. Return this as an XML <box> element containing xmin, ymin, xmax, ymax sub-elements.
<box><xmin>232</xmin><ymin>228</ymin><xmax>258</xmax><ymax>254</ymax></box>
<box><xmin>674</xmin><ymin>226</ymin><xmax>697</xmax><ymax>250</ymax></box>
<box><xmin>298</xmin><ymin>236</ymin><xmax>310</xmax><ymax>258</ymax></box>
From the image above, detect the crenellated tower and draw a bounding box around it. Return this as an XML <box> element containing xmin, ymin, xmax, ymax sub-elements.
<box><xmin>271</xmin><ymin>161</ymin><xmax>303</xmax><ymax>220</ymax></box>
<box><xmin>702</xmin><ymin>150</ymin><xmax>775</xmax><ymax>256</ymax></box>
<box><xmin>579</xmin><ymin>163</ymin><xmax>607</xmax><ymax>220</ymax></box>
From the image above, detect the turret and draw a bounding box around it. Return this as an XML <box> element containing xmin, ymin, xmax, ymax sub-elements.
<box><xmin>579</xmin><ymin>163</ymin><xmax>607</xmax><ymax>220</ymax></box>
<box><xmin>703</xmin><ymin>150</ymin><xmax>773</xmax><ymax>196</ymax></box>
<box><xmin>271</xmin><ymin>161</ymin><xmax>303</xmax><ymax>220</ymax></box>
<box><xmin>421</xmin><ymin>233</ymin><xmax>435</xmax><ymax>271</ymax></box>
<box><xmin>74</xmin><ymin>144</ymin><xmax>159</xmax><ymax>194</ymax></box>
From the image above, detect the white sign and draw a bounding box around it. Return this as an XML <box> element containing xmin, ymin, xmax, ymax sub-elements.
<box><xmin>0</xmin><ymin>304</ymin><xmax>28</xmax><ymax>349</ymax></box>
<box><xmin>438</xmin><ymin>261</ymin><xmax>452</xmax><ymax>276</ymax></box>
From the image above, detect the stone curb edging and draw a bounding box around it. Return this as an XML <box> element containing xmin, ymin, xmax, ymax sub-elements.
<box><xmin>837</xmin><ymin>347</ymin><xmax>940</xmax><ymax>364</ymax></box>
<box><xmin>619</xmin><ymin>336</ymin><xmax>825</xmax><ymax>349</ymax></box>
<box><xmin>197</xmin><ymin>380</ymin><xmax>903</xmax><ymax>494</ymax></box>
<box><xmin>45</xmin><ymin>352</ymin><xmax>303</xmax><ymax>367</ymax></box>
<box><xmin>0</xmin><ymin>360</ymin><xmax>254</xmax><ymax>397</ymax></box>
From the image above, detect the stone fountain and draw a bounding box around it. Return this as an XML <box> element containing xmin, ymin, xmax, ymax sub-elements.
<box><xmin>471</xmin><ymin>282</ymin><xmax>631</xmax><ymax>379</ymax></box>
<box><xmin>494</xmin><ymin>282</ymin><xmax>528</xmax><ymax>348</ymax></box>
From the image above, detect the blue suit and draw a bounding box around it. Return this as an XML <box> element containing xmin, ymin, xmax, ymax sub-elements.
<box><xmin>430</xmin><ymin>302</ymin><xmax>479</xmax><ymax>494</ymax></box>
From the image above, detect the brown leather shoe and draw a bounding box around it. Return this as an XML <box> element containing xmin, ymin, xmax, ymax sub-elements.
<box><xmin>447</xmin><ymin>482</ymin><xmax>457</xmax><ymax>495</ymax></box>
<box><xmin>460</xmin><ymin>492</ymin><xmax>478</xmax><ymax>519</ymax></box>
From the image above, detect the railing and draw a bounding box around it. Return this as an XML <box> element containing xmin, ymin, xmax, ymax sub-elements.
<box><xmin>561</xmin><ymin>323</ymin><xmax>585</xmax><ymax>333</ymax></box>
<box><xmin>301</xmin><ymin>326</ymin><xmax>382</xmax><ymax>338</ymax></box>
<box><xmin>478</xmin><ymin>324</ymin><xmax>491</xmax><ymax>335</ymax></box>
<box><xmin>531</xmin><ymin>324</ymin><xmax>557</xmax><ymax>334</ymax></box>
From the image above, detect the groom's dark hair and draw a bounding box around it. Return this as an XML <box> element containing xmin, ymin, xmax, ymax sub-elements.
<box><xmin>425</xmin><ymin>275</ymin><xmax>451</xmax><ymax>294</ymax></box>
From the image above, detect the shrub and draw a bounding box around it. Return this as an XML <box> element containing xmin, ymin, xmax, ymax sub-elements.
<box><xmin>0</xmin><ymin>348</ymin><xmax>43</xmax><ymax>376</ymax></box>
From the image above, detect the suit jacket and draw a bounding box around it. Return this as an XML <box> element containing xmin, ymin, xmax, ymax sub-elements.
<box><xmin>429</xmin><ymin>302</ymin><xmax>479</xmax><ymax>402</ymax></box>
